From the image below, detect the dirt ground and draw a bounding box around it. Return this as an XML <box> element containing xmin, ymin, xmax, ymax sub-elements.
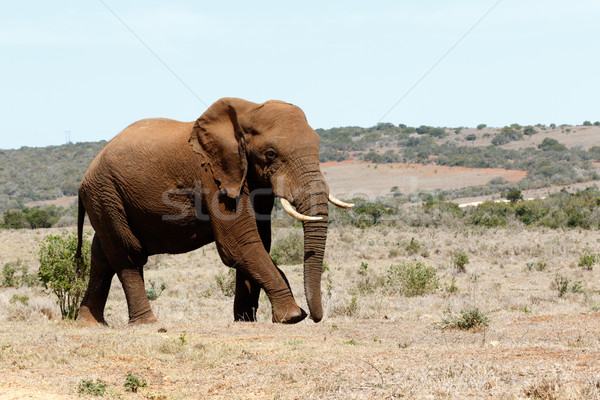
<box><xmin>1</xmin><ymin>224</ymin><xmax>600</xmax><ymax>399</ymax></box>
<box><xmin>321</xmin><ymin>162</ymin><xmax>526</xmax><ymax>200</ymax></box>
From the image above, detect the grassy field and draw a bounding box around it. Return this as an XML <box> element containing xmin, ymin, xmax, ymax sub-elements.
<box><xmin>1</xmin><ymin>224</ymin><xmax>600</xmax><ymax>399</ymax></box>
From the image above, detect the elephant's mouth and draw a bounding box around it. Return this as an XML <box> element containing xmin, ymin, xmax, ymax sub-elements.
<box><xmin>279</xmin><ymin>194</ymin><xmax>353</xmax><ymax>221</ymax></box>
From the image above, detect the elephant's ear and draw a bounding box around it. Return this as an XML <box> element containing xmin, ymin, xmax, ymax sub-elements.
<box><xmin>190</xmin><ymin>98</ymin><xmax>256</xmax><ymax>199</ymax></box>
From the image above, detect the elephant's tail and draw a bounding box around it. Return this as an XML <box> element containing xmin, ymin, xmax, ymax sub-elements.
<box><xmin>75</xmin><ymin>194</ymin><xmax>85</xmax><ymax>259</ymax></box>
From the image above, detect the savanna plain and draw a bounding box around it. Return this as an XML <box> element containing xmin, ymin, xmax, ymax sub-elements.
<box><xmin>1</xmin><ymin>221</ymin><xmax>600</xmax><ymax>399</ymax></box>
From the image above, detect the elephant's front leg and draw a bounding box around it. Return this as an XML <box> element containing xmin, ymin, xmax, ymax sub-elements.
<box><xmin>233</xmin><ymin>191</ymin><xmax>274</xmax><ymax>322</ymax></box>
<box><xmin>209</xmin><ymin>188</ymin><xmax>305</xmax><ymax>324</ymax></box>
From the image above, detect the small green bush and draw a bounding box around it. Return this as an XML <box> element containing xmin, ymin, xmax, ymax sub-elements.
<box><xmin>2</xmin><ymin>259</ymin><xmax>37</xmax><ymax>287</ymax></box>
<box><xmin>526</xmin><ymin>260</ymin><xmax>548</xmax><ymax>272</ymax></box>
<box><xmin>124</xmin><ymin>372</ymin><xmax>147</xmax><ymax>393</ymax></box>
<box><xmin>555</xmin><ymin>274</ymin><xmax>584</xmax><ymax>298</ymax></box>
<box><xmin>578</xmin><ymin>253</ymin><xmax>597</xmax><ymax>270</ymax></box>
<box><xmin>405</xmin><ymin>238</ymin><xmax>421</xmax><ymax>255</ymax></box>
<box><xmin>270</xmin><ymin>230</ymin><xmax>303</xmax><ymax>265</ymax></box>
<box><xmin>452</xmin><ymin>251</ymin><xmax>469</xmax><ymax>273</ymax></box>
<box><xmin>506</xmin><ymin>189</ymin><xmax>523</xmax><ymax>203</ymax></box>
<box><xmin>38</xmin><ymin>232</ymin><xmax>91</xmax><ymax>319</ymax></box>
<box><xmin>386</xmin><ymin>262</ymin><xmax>438</xmax><ymax>297</ymax></box>
<box><xmin>441</xmin><ymin>307</ymin><xmax>489</xmax><ymax>331</ymax></box>
<box><xmin>77</xmin><ymin>379</ymin><xmax>107</xmax><ymax>396</ymax></box>
<box><xmin>214</xmin><ymin>268</ymin><xmax>236</xmax><ymax>297</ymax></box>
<box><xmin>476</xmin><ymin>124</ymin><xmax>487</xmax><ymax>130</ymax></box>
<box><xmin>9</xmin><ymin>294</ymin><xmax>29</xmax><ymax>306</ymax></box>
<box><xmin>146</xmin><ymin>280</ymin><xmax>166</xmax><ymax>300</ymax></box>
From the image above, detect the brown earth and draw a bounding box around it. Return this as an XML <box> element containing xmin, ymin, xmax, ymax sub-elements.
<box><xmin>321</xmin><ymin>161</ymin><xmax>526</xmax><ymax>199</ymax></box>
<box><xmin>1</xmin><ymin>225</ymin><xmax>600</xmax><ymax>399</ymax></box>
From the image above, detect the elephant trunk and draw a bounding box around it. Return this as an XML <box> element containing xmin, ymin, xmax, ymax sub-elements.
<box><xmin>293</xmin><ymin>178</ymin><xmax>328</xmax><ymax>323</ymax></box>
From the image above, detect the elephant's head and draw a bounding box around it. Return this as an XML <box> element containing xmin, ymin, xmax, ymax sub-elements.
<box><xmin>189</xmin><ymin>97</ymin><xmax>352</xmax><ymax>322</ymax></box>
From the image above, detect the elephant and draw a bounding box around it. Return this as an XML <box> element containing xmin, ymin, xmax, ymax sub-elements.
<box><xmin>74</xmin><ymin>97</ymin><xmax>353</xmax><ymax>325</ymax></box>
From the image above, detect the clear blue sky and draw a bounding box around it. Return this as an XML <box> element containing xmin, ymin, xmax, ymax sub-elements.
<box><xmin>1</xmin><ymin>1</ymin><xmax>599</xmax><ymax>149</ymax></box>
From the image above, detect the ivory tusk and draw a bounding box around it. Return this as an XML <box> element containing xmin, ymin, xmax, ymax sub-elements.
<box><xmin>280</xmin><ymin>198</ymin><xmax>323</xmax><ymax>221</ymax></box>
<box><xmin>328</xmin><ymin>194</ymin><xmax>354</xmax><ymax>209</ymax></box>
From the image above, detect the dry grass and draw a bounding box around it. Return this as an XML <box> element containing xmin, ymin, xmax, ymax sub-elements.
<box><xmin>1</xmin><ymin>224</ymin><xmax>600</xmax><ymax>399</ymax></box>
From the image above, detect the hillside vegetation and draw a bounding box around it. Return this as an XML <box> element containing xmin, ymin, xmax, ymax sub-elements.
<box><xmin>0</xmin><ymin>141</ymin><xmax>106</xmax><ymax>210</ymax></box>
<box><xmin>1</xmin><ymin>122</ymin><xmax>600</xmax><ymax>213</ymax></box>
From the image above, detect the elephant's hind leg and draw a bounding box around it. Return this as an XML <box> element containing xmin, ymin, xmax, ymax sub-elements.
<box><xmin>234</xmin><ymin>271</ymin><xmax>260</xmax><ymax>321</ymax></box>
<box><xmin>78</xmin><ymin>235</ymin><xmax>115</xmax><ymax>326</ymax></box>
<box><xmin>116</xmin><ymin>267</ymin><xmax>157</xmax><ymax>325</ymax></box>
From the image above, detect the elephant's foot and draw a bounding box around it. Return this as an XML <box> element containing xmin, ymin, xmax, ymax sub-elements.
<box><xmin>272</xmin><ymin>304</ymin><xmax>307</xmax><ymax>324</ymax></box>
<box><xmin>128</xmin><ymin>309</ymin><xmax>158</xmax><ymax>325</ymax></box>
<box><xmin>234</xmin><ymin>308</ymin><xmax>257</xmax><ymax>322</ymax></box>
<box><xmin>76</xmin><ymin>306</ymin><xmax>107</xmax><ymax>326</ymax></box>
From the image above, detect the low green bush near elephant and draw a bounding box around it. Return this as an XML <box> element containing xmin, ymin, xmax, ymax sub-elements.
<box><xmin>38</xmin><ymin>231</ymin><xmax>92</xmax><ymax>319</ymax></box>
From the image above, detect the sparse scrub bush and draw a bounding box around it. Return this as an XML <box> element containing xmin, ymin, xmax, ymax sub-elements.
<box><xmin>214</xmin><ymin>268</ymin><xmax>236</xmax><ymax>297</ymax></box>
<box><xmin>146</xmin><ymin>280</ymin><xmax>166</xmax><ymax>300</ymax></box>
<box><xmin>385</xmin><ymin>262</ymin><xmax>438</xmax><ymax>297</ymax></box>
<box><xmin>332</xmin><ymin>296</ymin><xmax>359</xmax><ymax>318</ymax></box>
<box><xmin>38</xmin><ymin>232</ymin><xmax>91</xmax><ymax>319</ymax></box>
<box><xmin>270</xmin><ymin>230</ymin><xmax>303</xmax><ymax>265</ymax></box>
<box><xmin>441</xmin><ymin>307</ymin><xmax>489</xmax><ymax>331</ymax></box>
<box><xmin>124</xmin><ymin>372</ymin><xmax>147</xmax><ymax>393</ymax></box>
<box><xmin>578</xmin><ymin>251</ymin><xmax>597</xmax><ymax>270</ymax></box>
<box><xmin>506</xmin><ymin>189</ymin><xmax>523</xmax><ymax>203</ymax></box>
<box><xmin>405</xmin><ymin>238</ymin><xmax>421</xmax><ymax>255</ymax></box>
<box><xmin>446</xmin><ymin>277</ymin><xmax>459</xmax><ymax>293</ymax></box>
<box><xmin>476</xmin><ymin>124</ymin><xmax>487</xmax><ymax>130</ymax></box>
<box><xmin>452</xmin><ymin>251</ymin><xmax>469</xmax><ymax>273</ymax></box>
<box><xmin>9</xmin><ymin>294</ymin><xmax>29</xmax><ymax>306</ymax></box>
<box><xmin>77</xmin><ymin>379</ymin><xmax>107</xmax><ymax>396</ymax></box>
<box><xmin>555</xmin><ymin>275</ymin><xmax>584</xmax><ymax>298</ymax></box>
<box><xmin>526</xmin><ymin>260</ymin><xmax>548</xmax><ymax>272</ymax></box>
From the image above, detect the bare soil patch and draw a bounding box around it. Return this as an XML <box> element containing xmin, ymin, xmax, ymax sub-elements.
<box><xmin>322</xmin><ymin>161</ymin><xmax>526</xmax><ymax>199</ymax></box>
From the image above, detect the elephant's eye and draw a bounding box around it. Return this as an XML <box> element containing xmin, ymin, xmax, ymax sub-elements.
<box><xmin>265</xmin><ymin>150</ymin><xmax>277</xmax><ymax>161</ymax></box>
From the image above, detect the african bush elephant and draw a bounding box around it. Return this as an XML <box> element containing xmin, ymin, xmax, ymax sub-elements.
<box><xmin>75</xmin><ymin>97</ymin><xmax>352</xmax><ymax>325</ymax></box>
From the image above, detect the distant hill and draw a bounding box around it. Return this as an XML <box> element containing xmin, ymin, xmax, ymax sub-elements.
<box><xmin>0</xmin><ymin>141</ymin><xmax>106</xmax><ymax>210</ymax></box>
<box><xmin>1</xmin><ymin>122</ymin><xmax>600</xmax><ymax>211</ymax></box>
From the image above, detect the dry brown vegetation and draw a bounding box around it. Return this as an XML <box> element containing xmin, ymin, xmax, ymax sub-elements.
<box><xmin>1</xmin><ymin>224</ymin><xmax>600</xmax><ymax>399</ymax></box>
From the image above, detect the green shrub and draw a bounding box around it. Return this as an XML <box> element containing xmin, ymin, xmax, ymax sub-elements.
<box><xmin>405</xmin><ymin>238</ymin><xmax>421</xmax><ymax>255</ymax></box>
<box><xmin>578</xmin><ymin>253</ymin><xmax>597</xmax><ymax>270</ymax></box>
<box><xmin>476</xmin><ymin>124</ymin><xmax>487</xmax><ymax>130</ymax></box>
<box><xmin>446</xmin><ymin>277</ymin><xmax>459</xmax><ymax>293</ymax></box>
<box><xmin>465</xmin><ymin>134</ymin><xmax>477</xmax><ymax>141</ymax></box>
<box><xmin>270</xmin><ymin>230</ymin><xmax>303</xmax><ymax>265</ymax></box>
<box><xmin>3</xmin><ymin>210</ymin><xmax>27</xmax><ymax>229</ymax></box>
<box><xmin>146</xmin><ymin>280</ymin><xmax>166</xmax><ymax>300</ymax></box>
<box><xmin>9</xmin><ymin>294</ymin><xmax>29</xmax><ymax>306</ymax></box>
<box><xmin>38</xmin><ymin>232</ymin><xmax>92</xmax><ymax>319</ymax></box>
<box><xmin>124</xmin><ymin>372</ymin><xmax>147</xmax><ymax>393</ymax></box>
<box><xmin>2</xmin><ymin>259</ymin><xmax>36</xmax><ymax>287</ymax></box>
<box><xmin>526</xmin><ymin>260</ymin><xmax>548</xmax><ymax>272</ymax></box>
<box><xmin>538</xmin><ymin>137</ymin><xmax>567</xmax><ymax>151</ymax></box>
<box><xmin>386</xmin><ymin>262</ymin><xmax>438</xmax><ymax>297</ymax></box>
<box><xmin>77</xmin><ymin>379</ymin><xmax>107</xmax><ymax>396</ymax></box>
<box><xmin>506</xmin><ymin>189</ymin><xmax>523</xmax><ymax>203</ymax></box>
<box><xmin>441</xmin><ymin>307</ymin><xmax>489</xmax><ymax>331</ymax></box>
<box><xmin>214</xmin><ymin>268</ymin><xmax>235</xmax><ymax>297</ymax></box>
<box><xmin>452</xmin><ymin>251</ymin><xmax>469</xmax><ymax>273</ymax></box>
<box><xmin>555</xmin><ymin>274</ymin><xmax>584</xmax><ymax>297</ymax></box>
<box><xmin>25</xmin><ymin>208</ymin><xmax>60</xmax><ymax>229</ymax></box>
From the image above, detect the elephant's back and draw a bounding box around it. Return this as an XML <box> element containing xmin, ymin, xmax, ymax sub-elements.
<box><xmin>81</xmin><ymin>117</ymin><xmax>198</xmax><ymax>192</ymax></box>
